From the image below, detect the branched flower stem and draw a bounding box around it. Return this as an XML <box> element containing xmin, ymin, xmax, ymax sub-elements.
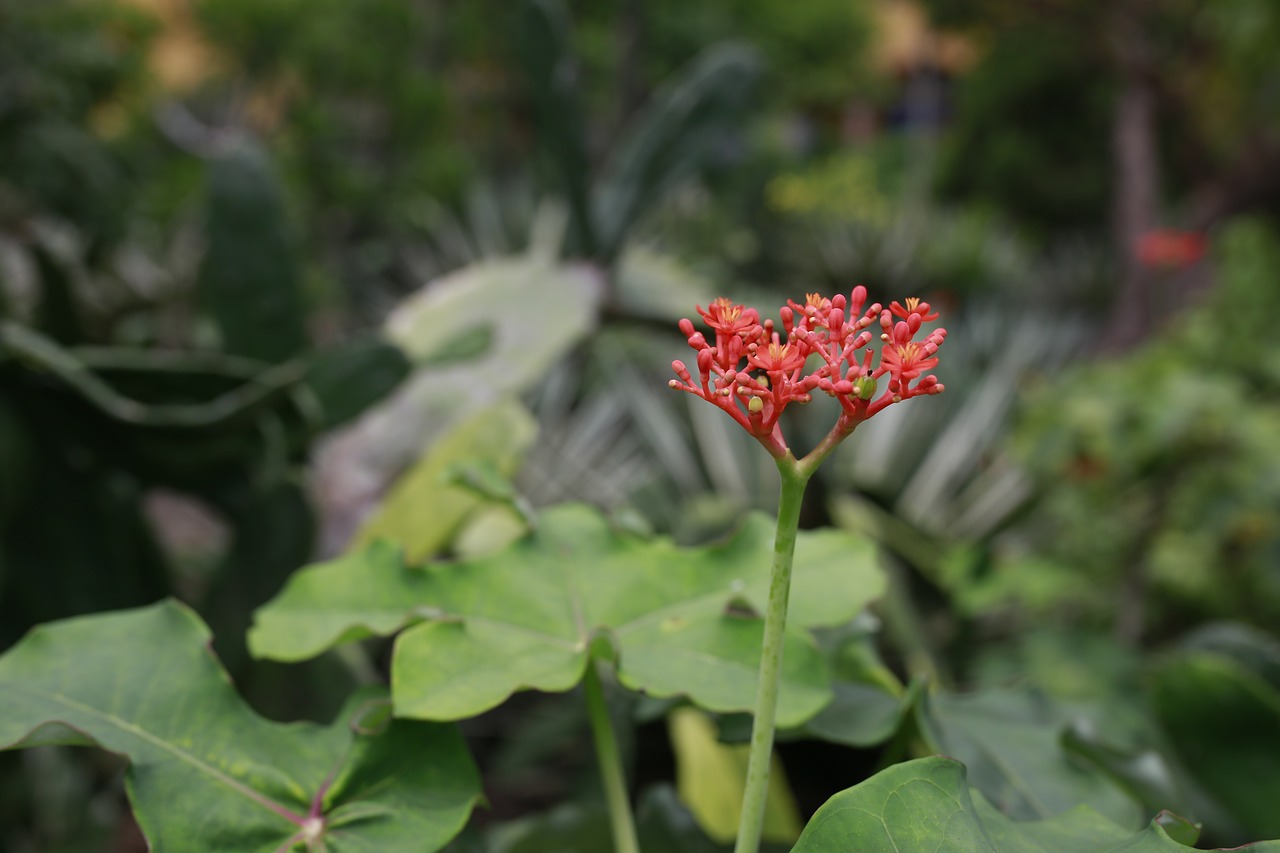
<box><xmin>583</xmin><ymin>657</ymin><xmax>640</xmax><ymax>853</ymax></box>
<box><xmin>668</xmin><ymin>288</ymin><xmax>948</xmax><ymax>853</ymax></box>
<box><xmin>734</xmin><ymin>454</ymin><xmax>812</xmax><ymax>853</ymax></box>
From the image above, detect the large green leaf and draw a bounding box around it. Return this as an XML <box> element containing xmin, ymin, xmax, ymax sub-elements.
<box><xmin>251</xmin><ymin>505</ymin><xmax>885</xmax><ymax>726</ymax></box>
<box><xmin>1151</xmin><ymin>652</ymin><xmax>1280</xmax><ymax>839</ymax></box>
<box><xmin>0</xmin><ymin>601</ymin><xmax>480</xmax><ymax>852</ymax></box>
<box><xmin>793</xmin><ymin>756</ymin><xmax>1280</xmax><ymax>852</ymax></box>
<box><xmin>918</xmin><ymin>689</ymin><xmax>1140</xmax><ymax>827</ymax></box>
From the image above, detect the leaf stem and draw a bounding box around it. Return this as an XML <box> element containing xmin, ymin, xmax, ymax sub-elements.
<box><xmin>583</xmin><ymin>657</ymin><xmax>640</xmax><ymax>853</ymax></box>
<box><xmin>735</xmin><ymin>456</ymin><xmax>810</xmax><ymax>853</ymax></box>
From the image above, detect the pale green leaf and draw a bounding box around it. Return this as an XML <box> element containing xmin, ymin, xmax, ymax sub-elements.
<box><xmin>669</xmin><ymin>707</ymin><xmax>802</xmax><ymax>844</ymax></box>
<box><xmin>352</xmin><ymin>401</ymin><xmax>537</xmax><ymax>562</ymax></box>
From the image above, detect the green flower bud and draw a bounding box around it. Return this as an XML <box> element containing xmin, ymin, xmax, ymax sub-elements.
<box><xmin>747</xmin><ymin>395</ymin><xmax>764</xmax><ymax>414</ymax></box>
<box><xmin>853</xmin><ymin>375</ymin><xmax>877</xmax><ymax>400</ymax></box>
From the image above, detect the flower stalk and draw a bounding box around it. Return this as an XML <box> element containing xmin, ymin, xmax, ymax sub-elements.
<box><xmin>734</xmin><ymin>455</ymin><xmax>810</xmax><ymax>853</ymax></box>
<box><xmin>583</xmin><ymin>658</ymin><xmax>640</xmax><ymax>853</ymax></box>
<box><xmin>669</xmin><ymin>287</ymin><xmax>948</xmax><ymax>853</ymax></box>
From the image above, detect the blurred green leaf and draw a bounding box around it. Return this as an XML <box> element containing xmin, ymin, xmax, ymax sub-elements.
<box><xmin>384</xmin><ymin>256</ymin><xmax>601</xmax><ymax>370</ymax></box>
<box><xmin>301</xmin><ymin>336</ymin><xmax>411</xmax><ymax>431</ymax></box>
<box><xmin>1061</xmin><ymin>722</ymin><xmax>1188</xmax><ymax>825</ymax></box>
<box><xmin>802</xmin><ymin>678</ymin><xmax>921</xmax><ymax>748</ymax></box>
<box><xmin>0</xmin><ymin>600</ymin><xmax>480</xmax><ymax>852</ymax></box>
<box><xmin>1151</xmin><ymin>652</ymin><xmax>1280</xmax><ymax>839</ymax></box>
<box><xmin>613</xmin><ymin>246</ymin><xmax>720</xmax><ymax>322</ymax></box>
<box><xmin>339</xmin><ymin>255</ymin><xmax>601</xmax><ymax>511</ymax></box>
<box><xmin>918</xmin><ymin>690</ymin><xmax>1141</xmax><ymax>826</ymax></box>
<box><xmin>669</xmin><ymin>706</ymin><xmax>802</xmax><ymax>844</ymax></box>
<box><xmin>1177</xmin><ymin>623</ymin><xmax>1280</xmax><ymax>693</ymax></box>
<box><xmin>252</xmin><ymin>504</ymin><xmax>885</xmax><ymax>726</ymax></box>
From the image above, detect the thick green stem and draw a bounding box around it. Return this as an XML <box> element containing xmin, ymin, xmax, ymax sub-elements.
<box><xmin>735</xmin><ymin>458</ymin><xmax>810</xmax><ymax>853</ymax></box>
<box><xmin>583</xmin><ymin>658</ymin><xmax>640</xmax><ymax>853</ymax></box>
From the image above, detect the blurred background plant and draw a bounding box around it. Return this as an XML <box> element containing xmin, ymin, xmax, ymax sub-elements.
<box><xmin>3</xmin><ymin>0</ymin><xmax>1280</xmax><ymax>850</ymax></box>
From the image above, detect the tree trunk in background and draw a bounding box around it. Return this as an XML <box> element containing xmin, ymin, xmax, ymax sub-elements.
<box><xmin>611</xmin><ymin>0</ymin><xmax>645</xmax><ymax>144</ymax></box>
<box><xmin>1104</xmin><ymin>6</ymin><xmax>1160</xmax><ymax>351</ymax></box>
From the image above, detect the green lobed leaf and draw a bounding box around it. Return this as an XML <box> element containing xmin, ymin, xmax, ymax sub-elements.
<box><xmin>251</xmin><ymin>505</ymin><xmax>886</xmax><ymax>726</ymax></box>
<box><xmin>0</xmin><ymin>601</ymin><xmax>480</xmax><ymax>852</ymax></box>
<box><xmin>793</xmin><ymin>756</ymin><xmax>1280</xmax><ymax>852</ymax></box>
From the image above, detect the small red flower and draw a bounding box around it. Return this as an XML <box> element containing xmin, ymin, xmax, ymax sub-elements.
<box><xmin>881</xmin><ymin>341</ymin><xmax>940</xmax><ymax>381</ymax></box>
<box><xmin>749</xmin><ymin>340</ymin><xmax>807</xmax><ymax>374</ymax></box>
<box><xmin>889</xmin><ymin>297</ymin><xmax>940</xmax><ymax>322</ymax></box>
<box><xmin>699</xmin><ymin>297</ymin><xmax>761</xmax><ymax>337</ymax></box>
<box><xmin>669</xmin><ymin>287</ymin><xmax>946</xmax><ymax>459</ymax></box>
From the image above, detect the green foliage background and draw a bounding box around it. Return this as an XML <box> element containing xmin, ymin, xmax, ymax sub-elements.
<box><xmin>3</xmin><ymin>0</ymin><xmax>1280</xmax><ymax>850</ymax></box>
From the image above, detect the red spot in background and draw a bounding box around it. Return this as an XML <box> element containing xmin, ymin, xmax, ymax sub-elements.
<box><xmin>1137</xmin><ymin>229</ymin><xmax>1208</xmax><ymax>269</ymax></box>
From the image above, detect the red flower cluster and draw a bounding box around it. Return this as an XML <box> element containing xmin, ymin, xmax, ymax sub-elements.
<box><xmin>669</xmin><ymin>288</ymin><xmax>946</xmax><ymax>458</ymax></box>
